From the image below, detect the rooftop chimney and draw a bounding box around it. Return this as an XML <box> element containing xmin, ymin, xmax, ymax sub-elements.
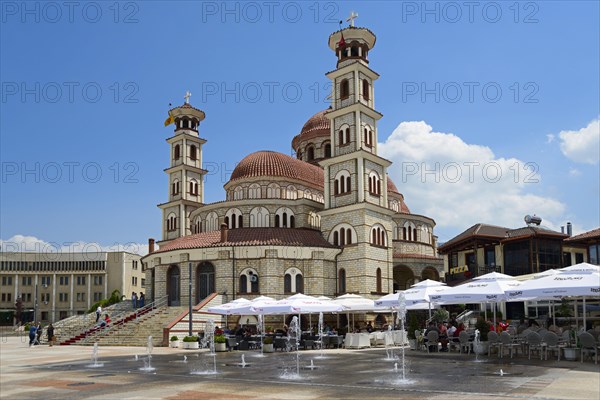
<box><xmin>148</xmin><ymin>238</ymin><xmax>155</xmax><ymax>254</ymax></box>
<box><xmin>220</xmin><ymin>223</ymin><xmax>229</xmax><ymax>243</ymax></box>
<box><xmin>567</xmin><ymin>222</ymin><xmax>572</xmax><ymax>237</ymax></box>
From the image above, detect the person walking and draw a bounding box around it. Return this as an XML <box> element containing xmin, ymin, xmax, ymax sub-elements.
<box><xmin>96</xmin><ymin>305</ymin><xmax>102</xmax><ymax>322</ymax></box>
<box><xmin>36</xmin><ymin>322</ymin><xmax>43</xmax><ymax>345</ymax></box>
<box><xmin>132</xmin><ymin>292</ymin><xmax>138</xmax><ymax>308</ymax></box>
<box><xmin>139</xmin><ymin>292</ymin><xmax>145</xmax><ymax>308</ymax></box>
<box><xmin>28</xmin><ymin>323</ymin><xmax>37</xmax><ymax>347</ymax></box>
<box><xmin>47</xmin><ymin>323</ymin><xmax>55</xmax><ymax>347</ymax></box>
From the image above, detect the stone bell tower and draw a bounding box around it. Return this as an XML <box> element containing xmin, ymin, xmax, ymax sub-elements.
<box><xmin>319</xmin><ymin>15</ymin><xmax>395</xmax><ymax>297</ymax></box>
<box><xmin>158</xmin><ymin>91</ymin><xmax>208</xmax><ymax>244</ymax></box>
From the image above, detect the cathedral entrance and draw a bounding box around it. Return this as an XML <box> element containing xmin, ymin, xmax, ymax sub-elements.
<box><xmin>196</xmin><ymin>262</ymin><xmax>215</xmax><ymax>303</ymax></box>
<box><xmin>393</xmin><ymin>265</ymin><xmax>415</xmax><ymax>292</ymax></box>
<box><xmin>421</xmin><ymin>266</ymin><xmax>440</xmax><ymax>281</ymax></box>
<box><xmin>167</xmin><ymin>265</ymin><xmax>181</xmax><ymax>306</ymax></box>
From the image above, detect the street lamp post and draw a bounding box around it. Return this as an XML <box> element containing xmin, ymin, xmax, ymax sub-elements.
<box><xmin>34</xmin><ymin>284</ymin><xmax>38</xmax><ymax>323</ymax></box>
<box><xmin>188</xmin><ymin>262</ymin><xmax>193</xmax><ymax>337</ymax></box>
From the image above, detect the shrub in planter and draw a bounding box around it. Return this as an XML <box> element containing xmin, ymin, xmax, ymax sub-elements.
<box><xmin>475</xmin><ymin>318</ymin><xmax>492</xmax><ymax>342</ymax></box>
<box><xmin>182</xmin><ymin>335</ymin><xmax>199</xmax><ymax>349</ymax></box>
<box><xmin>171</xmin><ymin>335</ymin><xmax>179</xmax><ymax>341</ymax></box>
<box><xmin>214</xmin><ymin>334</ymin><xmax>227</xmax><ymax>352</ymax></box>
<box><xmin>262</xmin><ymin>336</ymin><xmax>274</xmax><ymax>352</ymax></box>
<box><xmin>263</xmin><ymin>336</ymin><xmax>273</xmax><ymax>345</ymax></box>
<box><xmin>170</xmin><ymin>335</ymin><xmax>180</xmax><ymax>348</ymax></box>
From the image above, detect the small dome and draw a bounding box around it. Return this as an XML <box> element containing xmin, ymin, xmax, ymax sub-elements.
<box><xmin>387</xmin><ymin>176</ymin><xmax>410</xmax><ymax>213</ymax></box>
<box><xmin>229</xmin><ymin>151</ymin><xmax>324</xmax><ymax>189</ymax></box>
<box><xmin>292</xmin><ymin>109</ymin><xmax>331</xmax><ymax>150</ymax></box>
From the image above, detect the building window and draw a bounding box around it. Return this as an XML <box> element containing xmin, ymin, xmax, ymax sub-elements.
<box><xmin>248</xmin><ymin>184</ymin><xmax>261</xmax><ymax>199</ymax></box>
<box><xmin>239</xmin><ymin>269</ymin><xmax>259</xmax><ymax>294</ymax></box>
<box><xmin>132</xmin><ymin>276</ymin><xmax>138</xmax><ymax>286</ymax></box>
<box><xmin>189</xmin><ymin>179</ymin><xmax>199</xmax><ymax>196</ymax></box>
<box><xmin>267</xmin><ymin>183</ymin><xmax>281</xmax><ymax>199</ymax></box>
<box><xmin>167</xmin><ymin>214</ymin><xmax>178</xmax><ymax>232</ymax></box>
<box><xmin>94</xmin><ymin>275</ymin><xmax>103</xmax><ymax>286</ymax></box>
<box><xmin>275</xmin><ymin>207</ymin><xmax>295</xmax><ymax>228</ymax></box>
<box><xmin>371</xmin><ymin>225</ymin><xmax>387</xmax><ymax>246</ymax></box>
<box><xmin>190</xmin><ymin>145</ymin><xmax>197</xmax><ymax>161</ymax></box>
<box><xmin>233</xmin><ymin>186</ymin><xmax>243</xmax><ymax>200</ymax></box>
<box><xmin>59</xmin><ymin>293</ymin><xmax>68</xmax><ymax>302</ymax></box>
<box><xmin>59</xmin><ymin>276</ymin><xmax>69</xmax><ymax>285</ymax></box>
<box><xmin>21</xmin><ymin>276</ymin><xmax>32</xmax><ymax>286</ymax></box>
<box><xmin>284</xmin><ymin>274</ymin><xmax>292</xmax><ymax>293</ymax></box>
<box><xmin>340</xmin><ymin>79</ymin><xmax>349</xmax><ymax>100</ymax></box>
<box><xmin>362</xmin><ymin>79</ymin><xmax>370</xmax><ymax>101</ymax></box>
<box><xmin>334</xmin><ymin>170</ymin><xmax>351</xmax><ymax>195</ymax></box>
<box><xmin>2</xmin><ymin>276</ymin><xmax>12</xmax><ymax>285</ymax></box>
<box><xmin>76</xmin><ymin>276</ymin><xmax>86</xmax><ymax>285</ymax></box>
<box><xmin>324</xmin><ymin>143</ymin><xmax>331</xmax><ymax>158</ymax></box>
<box><xmin>330</xmin><ymin>224</ymin><xmax>355</xmax><ymax>246</ymax></box>
<box><xmin>284</xmin><ymin>268</ymin><xmax>303</xmax><ymax>293</ymax></box>
<box><xmin>174</xmin><ymin>144</ymin><xmax>180</xmax><ymax>160</ymax></box>
<box><xmin>205</xmin><ymin>212</ymin><xmax>219</xmax><ymax>231</ymax></box>
<box><xmin>589</xmin><ymin>244</ymin><xmax>600</xmax><ymax>265</ymax></box>
<box><xmin>368</xmin><ymin>172</ymin><xmax>381</xmax><ymax>195</ymax></box>
<box><xmin>141</xmin><ymin>278</ymin><xmax>146</xmax><ymax>287</ymax></box>
<box><xmin>172</xmin><ymin>180</ymin><xmax>180</xmax><ymax>195</ymax></box>
<box><xmin>250</xmin><ymin>207</ymin><xmax>270</xmax><ymax>228</ymax></box>
<box><xmin>338</xmin><ymin>268</ymin><xmax>346</xmax><ymax>294</ymax></box>
<box><xmin>376</xmin><ymin>268</ymin><xmax>382</xmax><ymax>293</ymax></box>
<box><xmin>307</xmin><ymin>146</ymin><xmax>315</xmax><ymax>161</ymax></box>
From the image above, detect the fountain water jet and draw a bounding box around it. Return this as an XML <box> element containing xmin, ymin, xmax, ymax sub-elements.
<box><xmin>87</xmin><ymin>342</ymin><xmax>104</xmax><ymax>368</ymax></box>
<box><xmin>192</xmin><ymin>319</ymin><xmax>218</xmax><ymax>375</ymax></box>
<box><xmin>139</xmin><ymin>336</ymin><xmax>155</xmax><ymax>372</ymax></box>
<box><xmin>396</xmin><ymin>292</ymin><xmax>408</xmax><ymax>382</ymax></box>
<box><xmin>280</xmin><ymin>316</ymin><xmax>302</xmax><ymax>380</ymax></box>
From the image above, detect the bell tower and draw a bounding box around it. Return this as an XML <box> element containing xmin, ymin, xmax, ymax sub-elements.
<box><xmin>158</xmin><ymin>91</ymin><xmax>208</xmax><ymax>243</ymax></box>
<box><xmin>319</xmin><ymin>16</ymin><xmax>394</xmax><ymax>297</ymax></box>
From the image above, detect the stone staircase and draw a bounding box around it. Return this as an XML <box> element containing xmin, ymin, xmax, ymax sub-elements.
<box><xmin>88</xmin><ymin>306</ymin><xmax>186</xmax><ymax>347</ymax></box>
<box><xmin>52</xmin><ymin>302</ymin><xmax>133</xmax><ymax>345</ymax></box>
<box><xmin>165</xmin><ymin>293</ymin><xmax>226</xmax><ymax>343</ymax></box>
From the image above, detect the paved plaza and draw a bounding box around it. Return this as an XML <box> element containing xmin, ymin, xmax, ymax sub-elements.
<box><xmin>1</xmin><ymin>335</ymin><xmax>598</xmax><ymax>400</ymax></box>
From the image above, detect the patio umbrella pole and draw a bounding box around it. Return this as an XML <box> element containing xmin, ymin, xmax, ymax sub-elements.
<box><xmin>493</xmin><ymin>304</ymin><xmax>496</xmax><ymax>329</ymax></box>
<box><xmin>583</xmin><ymin>297</ymin><xmax>587</xmax><ymax>330</ymax></box>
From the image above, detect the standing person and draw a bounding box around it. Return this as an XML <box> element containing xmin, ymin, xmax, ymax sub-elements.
<box><xmin>139</xmin><ymin>292</ymin><xmax>145</xmax><ymax>308</ymax></box>
<box><xmin>132</xmin><ymin>292</ymin><xmax>138</xmax><ymax>309</ymax></box>
<box><xmin>96</xmin><ymin>305</ymin><xmax>102</xmax><ymax>322</ymax></box>
<box><xmin>28</xmin><ymin>323</ymin><xmax>37</xmax><ymax>347</ymax></box>
<box><xmin>47</xmin><ymin>323</ymin><xmax>55</xmax><ymax>347</ymax></box>
<box><xmin>36</xmin><ymin>322</ymin><xmax>43</xmax><ymax>345</ymax></box>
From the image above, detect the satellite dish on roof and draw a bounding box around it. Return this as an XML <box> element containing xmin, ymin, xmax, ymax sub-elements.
<box><xmin>524</xmin><ymin>215</ymin><xmax>542</xmax><ymax>225</ymax></box>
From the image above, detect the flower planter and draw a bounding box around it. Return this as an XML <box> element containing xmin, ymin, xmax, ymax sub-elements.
<box><xmin>182</xmin><ymin>342</ymin><xmax>199</xmax><ymax>350</ymax></box>
<box><xmin>214</xmin><ymin>342</ymin><xmax>227</xmax><ymax>352</ymax></box>
<box><xmin>263</xmin><ymin>343</ymin><xmax>274</xmax><ymax>353</ymax></box>
<box><xmin>408</xmin><ymin>339</ymin><xmax>417</xmax><ymax>350</ymax></box>
<box><xmin>563</xmin><ymin>347</ymin><xmax>580</xmax><ymax>361</ymax></box>
<box><xmin>170</xmin><ymin>340</ymin><xmax>180</xmax><ymax>348</ymax></box>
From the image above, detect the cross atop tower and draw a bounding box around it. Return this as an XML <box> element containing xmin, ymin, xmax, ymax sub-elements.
<box><xmin>346</xmin><ymin>11</ymin><xmax>358</xmax><ymax>27</ymax></box>
<box><xmin>184</xmin><ymin>90</ymin><xmax>192</xmax><ymax>104</ymax></box>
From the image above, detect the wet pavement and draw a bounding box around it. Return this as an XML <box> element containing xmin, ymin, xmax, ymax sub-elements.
<box><xmin>1</xmin><ymin>336</ymin><xmax>599</xmax><ymax>399</ymax></box>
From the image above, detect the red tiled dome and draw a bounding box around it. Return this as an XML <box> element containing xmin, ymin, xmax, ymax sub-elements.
<box><xmin>387</xmin><ymin>176</ymin><xmax>401</xmax><ymax>195</ymax></box>
<box><xmin>387</xmin><ymin>176</ymin><xmax>410</xmax><ymax>213</ymax></box>
<box><xmin>292</xmin><ymin>109</ymin><xmax>331</xmax><ymax>150</ymax></box>
<box><xmin>229</xmin><ymin>151</ymin><xmax>324</xmax><ymax>189</ymax></box>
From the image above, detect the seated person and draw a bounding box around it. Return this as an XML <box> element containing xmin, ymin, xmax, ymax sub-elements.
<box><xmin>365</xmin><ymin>321</ymin><xmax>374</xmax><ymax>333</ymax></box>
<box><xmin>438</xmin><ymin>322</ymin><xmax>449</xmax><ymax>352</ymax></box>
<box><xmin>98</xmin><ymin>314</ymin><xmax>110</xmax><ymax>327</ymax></box>
<box><xmin>454</xmin><ymin>322</ymin><xmax>465</xmax><ymax>337</ymax></box>
<box><xmin>423</xmin><ymin>322</ymin><xmax>440</xmax><ymax>352</ymax></box>
<box><xmin>447</xmin><ymin>322</ymin><xmax>457</xmax><ymax>337</ymax></box>
<box><xmin>517</xmin><ymin>319</ymin><xmax>529</xmax><ymax>334</ymax></box>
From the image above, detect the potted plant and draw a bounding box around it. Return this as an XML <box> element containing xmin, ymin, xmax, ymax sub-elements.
<box><xmin>170</xmin><ymin>335</ymin><xmax>180</xmax><ymax>348</ymax></box>
<box><xmin>432</xmin><ymin>308</ymin><xmax>450</xmax><ymax>324</ymax></box>
<box><xmin>563</xmin><ymin>330</ymin><xmax>580</xmax><ymax>361</ymax></box>
<box><xmin>263</xmin><ymin>336</ymin><xmax>274</xmax><ymax>353</ymax></box>
<box><xmin>214</xmin><ymin>334</ymin><xmax>227</xmax><ymax>352</ymax></box>
<box><xmin>182</xmin><ymin>335</ymin><xmax>199</xmax><ymax>350</ymax></box>
<box><xmin>407</xmin><ymin>314</ymin><xmax>420</xmax><ymax>350</ymax></box>
<box><xmin>473</xmin><ymin>318</ymin><xmax>492</xmax><ymax>355</ymax></box>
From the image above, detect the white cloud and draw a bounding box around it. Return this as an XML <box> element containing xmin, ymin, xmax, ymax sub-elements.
<box><xmin>0</xmin><ymin>235</ymin><xmax>150</xmax><ymax>256</ymax></box>
<box><xmin>379</xmin><ymin>121</ymin><xmax>566</xmax><ymax>240</ymax></box>
<box><xmin>546</xmin><ymin>133</ymin><xmax>555</xmax><ymax>143</ymax></box>
<box><xmin>558</xmin><ymin>119</ymin><xmax>600</xmax><ymax>164</ymax></box>
<box><xmin>568</xmin><ymin>168</ymin><xmax>581</xmax><ymax>177</ymax></box>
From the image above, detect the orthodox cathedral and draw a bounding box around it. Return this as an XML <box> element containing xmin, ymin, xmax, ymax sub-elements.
<box><xmin>141</xmin><ymin>22</ymin><xmax>443</xmax><ymax>310</ymax></box>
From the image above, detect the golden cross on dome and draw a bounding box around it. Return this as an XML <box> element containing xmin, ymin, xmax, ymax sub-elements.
<box><xmin>184</xmin><ymin>90</ymin><xmax>192</xmax><ymax>104</ymax></box>
<box><xmin>346</xmin><ymin>11</ymin><xmax>358</xmax><ymax>27</ymax></box>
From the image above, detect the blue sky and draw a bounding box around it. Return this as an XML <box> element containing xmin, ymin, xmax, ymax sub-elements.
<box><xmin>1</xmin><ymin>1</ymin><xmax>599</xmax><ymax>253</ymax></box>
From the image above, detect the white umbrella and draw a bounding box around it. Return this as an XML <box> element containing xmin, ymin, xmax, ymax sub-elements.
<box><xmin>250</xmin><ymin>297</ymin><xmax>345</xmax><ymax>315</ymax></box>
<box><xmin>560</xmin><ymin>262</ymin><xmax>600</xmax><ymax>274</ymax></box>
<box><xmin>436</xmin><ymin>272</ymin><xmax>522</xmax><ymax>326</ymax></box>
<box><xmin>332</xmin><ymin>294</ymin><xmax>375</xmax><ymax>312</ymax></box>
<box><xmin>206</xmin><ymin>298</ymin><xmax>252</xmax><ymax>315</ymax></box>
<box><xmin>506</xmin><ymin>271</ymin><xmax>600</xmax><ymax>329</ymax></box>
<box><xmin>375</xmin><ymin>280</ymin><xmax>448</xmax><ymax>318</ymax></box>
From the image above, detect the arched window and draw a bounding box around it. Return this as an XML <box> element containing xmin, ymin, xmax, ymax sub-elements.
<box><xmin>403</xmin><ymin>222</ymin><xmax>416</xmax><ymax>241</ymax></box>
<box><xmin>370</xmin><ymin>224</ymin><xmax>387</xmax><ymax>246</ymax></box>
<box><xmin>166</xmin><ymin>213</ymin><xmax>177</xmax><ymax>232</ymax></box>
<box><xmin>189</xmin><ymin>179</ymin><xmax>198</xmax><ymax>196</ymax></box>
<box><xmin>249</xmin><ymin>207</ymin><xmax>270</xmax><ymax>227</ymax></box>
<box><xmin>172</xmin><ymin>179</ymin><xmax>180</xmax><ymax>196</ymax></box>
<box><xmin>368</xmin><ymin>171</ymin><xmax>381</xmax><ymax>195</ymax></box>
<box><xmin>284</xmin><ymin>274</ymin><xmax>292</xmax><ymax>293</ymax></box>
<box><xmin>233</xmin><ymin>186</ymin><xmax>243</xmax><ymax>200</ymax></box>
<box><xmin>307</xmin><ymin>146</ymin><xmax>315</xmax><ymax>161</ymax></box>
<box><xmin>345</xmin><ymin>128</ymin><xmax>350</xmax><ymax>144</ymax></box>
<box><xmin>338</xmin><ymin>268</ymin><xmax>346</xmax><ymax>294</ymax></box>
<box><xmin>362</xmin><ymin>79</ymin><xmax>370</xmax><ymax>101</ymax></box>
<box><xmin>285</xmin><ymin>185</ymin><xmax>297</xmax><ymax>200</ymax></box>
<box><xmin>275</xmin><ymin>207</ymin><xmax>295</xmax><ymax>228</ymax></box>
<box><xmin>248</xmin><ymin>184</ymin><xmax>261</xmax><ymax>199</ymax></box>
<box><xmin>376</xmin><ymin>268</ymin><xmax>382</xmax><ymax>293</ymax></box>
<box><xmin>225</xmin><ymin>208</ymin><xmax>242</xmax><ymax>229</ymax></box>
<box><xmin>324</xmin><ymin>143</ymin><xmax>331</xmax><ymax>158</ymax></box>
<box><xmin>334</xmin><ymin>170</ymin><xmax>351</xmax><ymax>195</ymax></box>
<box><xmin>338</xmin><ymin>130</ymin><xmax>344</xmax><ymax>145</ymax></box>
<box><xmin>329</xmin><ymin>224</ymin><xmax>355</xmax><ymax>246</ymax></box>
<box><xmin>174</xmin><ymin>144</ymin><xmax>180</xmax><ymax>160</ymax></box>
<box><xmin>284</xmin><ymin>268</ymin><xmax>303</xmax><ymax>293</ymax></box>
<box><xmin>205</xmin><ymin>212</ymin><xmax>218</xmax><ymax>232</ymax></box>
<box><xmin>390</xmin><ymin>200</ymin><xmax>399</xmax><ymax>212</ymax></box>
<box><xmin>238</xmin><ymin>214</ymin><xmax>243</xmax><ymax>228</ymax></box>
<box><xmin>303</xmin><ymin>189</ymin><xmax>312</xmax><ymax>200</ymax></box>
<box><xmin>267</xmin><ymin>183</ymin><xmax>281</xmax><ymax>199</ymax></box>
<box><xmin>351</xmin><ymin>46</ymin><xmax>359</xmax><ymax>57</ymax></box>
<box><xmin>340</xmin><ymin>79</ymin><xmax>349</xmax><ymax>99</ymax></box>
<box><xmin>240</xmin><ymin>269</ymin><xmax>259</xmax><ymax>294</ymax></box>
<box><xmin>190</xmin><ymin>145</ymin><xmax>197</xmax><ymax>161</ymax></box>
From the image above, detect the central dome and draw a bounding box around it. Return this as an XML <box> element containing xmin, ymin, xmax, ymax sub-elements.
<box><xmin>229</xmin><ymin>151</ymin><xmax>324</xmax><ymax>189</ymax></box>
<box><xmin>292</xmin><ymin>109</ymin><xmax>331</xmax><ymax>150</ymax></box>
